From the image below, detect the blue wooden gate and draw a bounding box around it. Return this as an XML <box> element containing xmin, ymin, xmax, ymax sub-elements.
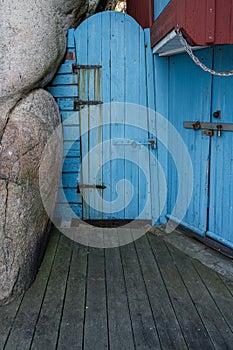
<box><xmin>166</xmin><ymin>46</ymin><xmax>233</xmax><ymax>249</ymax></box>
<box><xmin>49</xmin><ymin>12</ymin><xmax>156</xmax><ymax>224</ymax></box>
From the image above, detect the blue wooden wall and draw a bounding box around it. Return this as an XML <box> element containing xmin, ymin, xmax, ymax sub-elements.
<box><xmin>48</xmin><ymin>29</ymin><xmax>83</xmax><ymax>223</ymax></box>
<box><xmin>154</xmin><ymin>45</ymin><xmax>233</xmax><ymax>249</ymax></box>
<box><xmin>154</xmin><ymin>0</ymin><xmax>171</xmax><ymax>20</ymax></box>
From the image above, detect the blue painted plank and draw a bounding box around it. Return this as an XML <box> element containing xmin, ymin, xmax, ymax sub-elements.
<box><xmin>62</xmin><ymin>173</ymin><xmax>78</xmax><ymax>188</ymax></box>
<box><xmin>101</xmin><ymin>12</ymin><xmax>111</xmax><ymax>219</ymax></box>
<box><xmin>124</xmin><ymin>14</ymin><xmax>140</xmax><ymax>219</ymax></box>
<box><xmin>51</xmin><ymin>74</ymin><xmax>78</xmax><ymax>86</ymax></box>
<box><xmin>86</xmin><ymin>13</ymin><xmax>103</xmax><ymax>220</ymax></box>
<box><xmin>110</xmin><ymin>12</ymin><xmax>126</xmax><ymax>219</ymax></box>
<box><xmin>57</xmin><ymin>61</ymin><xmax>75</xmax><ymax>74</ymax></box>
<box><xmin>63</xmin><ymin>144</ymin><xmax>80</xmax><ymax>158</ymax></box>
<box><xmin>153</xmin><ymin>54</ymin><xmax>169</xmax><ymax>224</ymax></box>
<box><xmin>61</xmin><ymin>111</ymin><xmax>80</xmax><ymax>124</ymax></box>
<box><xmin>47</xmin><ymin>85</ymin><xmax>78</xmax><ymax>98</ymax></box>
<box><xmin>57</xmin><ymin>98</ymin><xmax>75</xmax><ymax>111</ymax></box>
<box><xmin>67</xmin><ymin>29</ymin><xmax>75</xmax><ymax>48</ymax></box>
<box><xmin>57</xmin><ymin>188</ymin><xmax>82</xmax><ymax>204</ymax></box>
<box><xmin>167</xmin><ymin>48</ymin><xmax>213</xmax><ymax>233</ymax></box>
<box><xmin>145</xmin><ymin>29</ymin><xmax>158</xmax><ymax>224</ymax></box>
<box><xmin>63</xmin><ymin>125</ymin><xmax>80</xmax><ymax>141</ymax></box>
<box><xmin>207</xmin><ymin>45</ymin><xmax>233</xmax><ymax>247</ymax></box>
<box><xmin>62</xmin><ymin>155</ymin><xmax>81</xmax><ymax>172</ymax></box>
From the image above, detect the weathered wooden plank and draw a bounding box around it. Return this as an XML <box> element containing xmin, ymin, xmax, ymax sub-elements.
<box><xmin>83</xmin><ymin>247</ymin><xmax>108</xmax><ymax>350</ymax></box>
<box><xmin>0</xmin><ymin>296</ymin><xmax>23</xmax><ymax>349</ymax></box>
<box><xmin>120</xmin><ymin>233</ymin><xmax>161</xmax><ymax>350</ymax></box>
<box><xmin>63</xmin><ymin>125</ymin><xmax>80</xmax><ymax>141</ymax></box>
<box><xmin>105</xmin><ymin>246</ymin><xmax>135</xmax><ymax>350</ymax></box>
<box><xmin>57</xmin><ymin>62</ymin><xmax>75</xmax><ymax>75</ymax></box>
<box><xmin>134</xmin><ymin>233</ymin><xmax>188</xmax><ymax>349</ymax></box>
<box><xmin>148</xmin><ymin>233</ymin><xmax>214</xmax><ymax>349</ymax></box>
<box><xmin>50</xmin><ymin>74</ymin><xmax>78</xmax><ymax>86</ymax></box>
<box><xmin>62</xmin><ymin>155</ymin><xmax>80</xmax><ymax>172</ymax></box>
<box><xmin>61</xmin><ymin>173</ymin><xmax>78</xmax><ymax>188</ymax></box>
<box><xmin>124</xmin><ymin>14</ymin><xmax>140</xmax><ymax>219</ymax></box>
<box><xmin>101</xmin><ymin>13</ymin><xmax>111</xmax><ymax>219</ymax></box>
<box><xmin>110</xmin><ymin>12</ymin><xmax>126</xmax><ymax>219</ymax></box>
<box><xmin>56</xmin><ymin>188</ymin><xmax>82</xmax><ymax>204</ymax></box>
<box><xmin>193</xmin><ymin>260</ymin><xmax>233</xmax><ymax>333</ymax></box>
<box><xmin>63</xmin><ymin>142</ymin><xmax>81</xmax><ymax>158</ymax></box>
<box><xmin>57</xmin><ymin>243</ymin><xmax>88</xmax><ymax>350</ymax></box>
<box><xmin>3</xmin><ymin>228</ymin><xmax>60</xmax><ymax>350</ymax></box>
<box><xmin>30</xmin><ymin>234</ymin><xmax>73</xmax><ymax>350</ymax></box>
<box><xmin>57</xmin><ymin>98</ymin><xmax>75</xmax><ymax>111</ymax></box>
<box><xmin>168</xmin><ymin>243</ymin><xmax>233</xmax><ymax>349</ymax></box>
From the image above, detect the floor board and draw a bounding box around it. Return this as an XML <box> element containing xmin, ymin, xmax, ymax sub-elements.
<box><xmin>1</xmin><ymin>227</ymin><xmax>233</xmax><ymax>350</ymax></box>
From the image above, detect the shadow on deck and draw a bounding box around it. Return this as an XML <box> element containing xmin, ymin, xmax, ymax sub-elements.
<box><xmin>1</xmin><ymin>226</ymin><xmax>233</xmax><ymax>350</ymax></box>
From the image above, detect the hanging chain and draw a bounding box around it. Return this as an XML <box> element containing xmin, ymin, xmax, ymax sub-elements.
<box><xmin>176</xmin><ymin>27</ymin><xmax>233</xmax><ymax>76</ymax></box>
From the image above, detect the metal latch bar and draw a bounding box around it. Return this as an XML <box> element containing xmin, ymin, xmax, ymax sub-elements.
<box><xmin>113</xmin><ymin>139</ymin><xmax>156</xmax><ymax>149</ymax></box>
<box><xmin>184</xmin><ymin>121</ymin><xmax>233</xmax><ymax>132</ymax></box>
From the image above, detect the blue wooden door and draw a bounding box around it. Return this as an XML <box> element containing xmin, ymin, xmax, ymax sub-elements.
<box><xmin>207</xmin><ymin>46</ymin><xmax>233</xmax><ymax>248</ymax></box>
<box><xmin>167</xmin><ymin>48</ymin><xmax>213</xmax><ymax>235</ymax></box>
<box><xmin>167</xmin><ymin>46</ymin><xmax>233</xmax><ymax>248</ymax></box>
<box><xmin>74</xmin><ymin>12</ymin><xmax>156</xmax><ymax>221</ymax></box>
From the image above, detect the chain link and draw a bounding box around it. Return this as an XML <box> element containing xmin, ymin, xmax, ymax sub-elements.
<box><xmin>176</xmin><ymin>28</ymin><xmax>233</xmax><ymax>76</ymax></box>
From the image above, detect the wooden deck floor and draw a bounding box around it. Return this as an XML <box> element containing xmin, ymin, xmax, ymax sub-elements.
<box><xmin>1</xmin><ymin>226</ymin><xmax>233</xmax><ymax>350</ymax></box>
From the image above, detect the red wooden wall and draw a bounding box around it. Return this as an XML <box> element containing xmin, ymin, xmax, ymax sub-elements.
<box><xmin>127</xmin><ymin>0</ymin><xmax>154</xmax><ymax>28</ymax></box>
<box><xmin>151</xmin><ymin>0</ymin><xmax>233</xmax><ymax>47</ymax></box>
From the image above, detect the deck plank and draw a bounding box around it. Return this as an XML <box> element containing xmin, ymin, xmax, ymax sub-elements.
<box><xmin>0</xmin><ymin>296</ymin><xmax>23</xmax><ymax>349</ymax></box>
<box><xmin>167</xmin><ymin>243</ymin><xmax>233</xmax><ymax>349</ymax></box>
<box><xmin>194</xmin><ymin>260</ymin><xmax>233</xmax><ymax>332</ymax></box>
<box><xmin>148</xmin><ymin>234</ymin><xmax>214</xmax><ymax>349</ymax></box>
<box><xmin>30</xmin><ymin>234</ymin><xmax>73</xmax><ymax>350</ymax></box>
<box><xmin>105</xmin><ymin>245</ymin><xmax>135</xmax><ymax>350</ymax></box>
<box><xmin>1</xmin><ymin>227</ymin><xmax>233</xmax><ymax>350</ymax></box>
<box><xmin>120</xmin><ymin>231</ymin><xmax>161</xmax><ymax>350</ymax></box>
<box><xmin>57</xmin><ymin>243</ymin><xmax>88</xmax><ymax>350</ymax></box>
<box><xmin>83</xmin><ymin>247</ymin><xmax>108</xmax><ymax>350</ymax></box>
<box><xmin>134</xmin><ymin>233</ymin><xmax>188</xmax><ymax>349</ymax></box>
<box><xmin>3</xmin><ymin>228</ymin><xmax>60</xmax><ymax>350</ymax></box>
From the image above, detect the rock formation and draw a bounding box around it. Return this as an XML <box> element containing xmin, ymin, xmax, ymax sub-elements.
<box><xmin>0</xmin><ymin>0</ymin><xmax>117</xmax><ymax>304</ymax></box>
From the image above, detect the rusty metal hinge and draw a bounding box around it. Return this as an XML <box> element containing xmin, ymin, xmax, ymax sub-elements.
<box><xmin>77</xmin><ymin>183</ymin><xmax>106</xmax><ymax>193</ymax></box>
<box><xmin>74</xmin><ymin>99</ymin><xmax>103</xmax><ymax>111</ymax></box>
<box><xmin>72</xmin><ymin>64</ymin><xmax>102</xmax><ymax>73</ymax></box>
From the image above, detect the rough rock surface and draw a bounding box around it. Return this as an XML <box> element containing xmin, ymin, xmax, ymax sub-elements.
<box><xmin>0</xmin><ymin>89</ymin><xmax>62</xmax><ymax>304</ymax></box>
<box><xmin>0</xmin><ymin>0</ymin><xmax>109</xmax><ymax>304</ymax></box>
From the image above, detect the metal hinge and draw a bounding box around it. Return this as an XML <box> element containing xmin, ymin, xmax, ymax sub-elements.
<box><xmin>73</xmin><ymin>99</ymin><xmax>103</xmax><ymax>111</ymax></box>
<box><xmin>72</xmin><ymin>64</ymin><xmax>102</xmax><ymax>73</ymax></box>
<box><xmin>77</xmin><ymin>182</ymin><xmax>106</xmax><ymax>193</ymax></box>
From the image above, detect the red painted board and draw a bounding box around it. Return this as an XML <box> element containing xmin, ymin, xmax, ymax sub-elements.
<box><xmin>151</xmin><ymin>0</ymin><xmax>233</xmax><ymax>48</ymax></box>
<box><xmin>127</xmin><ymin>0</ymin><xmax>154</xmax><ymax>29</ymax></box>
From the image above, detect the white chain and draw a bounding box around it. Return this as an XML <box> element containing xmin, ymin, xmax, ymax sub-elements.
<box><xmin>177</xmin><ymin>28</ymin><xmax>233</xmax><ymax>76</ymax></box>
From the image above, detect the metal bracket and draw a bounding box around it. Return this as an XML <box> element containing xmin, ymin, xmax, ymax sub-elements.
<box><xmin>77</xmin><ymin>183</ymin><xmax>106</xmax><ymax>193</ymax></box>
